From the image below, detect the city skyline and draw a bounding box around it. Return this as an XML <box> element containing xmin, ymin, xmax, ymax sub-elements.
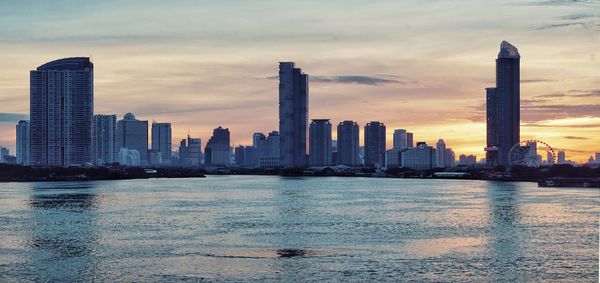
<box><xmin>0</xmin><ymin>1</ymin><xmax>599</xmax><ymax>162</ymax></box>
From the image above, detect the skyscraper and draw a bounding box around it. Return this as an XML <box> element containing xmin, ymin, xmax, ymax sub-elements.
<box><xmin>16</xmin><ymin>120</ymin><xmax>30</xmax><ymax>165</ymax></box>
<box><xmin>179</xmin><ymin>135</ymin><xmax>201</xmax><ymax>167</ymax></box>
<box><xmin>309</xmin><ymin>119</ymin><xmax>332</xmax><ymax>166</ymax></box>
<box><xmin>436</xmin><ymin>139</ymin><xmax>446</xmax><ymax>168</ymax></box>
<box><xmin>406</xmin><ymin>132</ymin><xmax>414</xmax><ymax>148</ymax></box>
<box><xmin>487</xmin><ymin>41</ymin><xmax>520</xmax><ymax>166</ymax></box>
<box><xmin>93</xmin><ymin>114</ymin><xmax>117</xmax><ymax>165</ymax></box>
<box><xmin>204</xmin><ymin>126</ymin><xmax>231</xmax><ymax>166</ymax></box>
<box><xmin>337</xmin><ymin>120</ymin><xmax>360</xmax><ymax>166</ymax></box>
<box><xmin>151</xmin><ymin>122</ymin><xmax>172</xmax><ymax>165</ymax></box>
<box><xmin>364</xmin><ymin>121</ymin><xmax>386</xmax><ymax>167</ymax></box>
<box><xmin>393</xmin><ymin>129</ymin><xmax>407</xmax><ymax>150</ymax></box>
<box><xmin>279</xmin><ymin>62</ymin><xmax>308</xmax><ymax>168</ymax></box>
<box><xmin>116</xmin><ymin>113</ymin><xmax>148</xmax><ymax>165</ymax></box>
<box><xmin>557</xmin><ymin>151</ymin><xmax>566</xmax><ymax>164</ymax></box>
<box><xmin>30</xmin><ymin>57</ymin><xmax>94</xmax><ymax>167</ymax></box>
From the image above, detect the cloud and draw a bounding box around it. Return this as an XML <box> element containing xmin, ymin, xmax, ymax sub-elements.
<box><xmin>533</xmin><ymin>89</ymin><xmax>600</xmax><ymax>98</ymax></box>
<box><xmin>522</xmin><ymin>79</ymin><xmax>558</xmax><ymax>83</ymax></box>
<box><xmin>526</xmin><ymin>0</ymin><xmax>598</xmax><ymax>6</ymax></box>
<box><xmin>564</xmin><ymin>136</ymin><xmax>590</xmax><ymax>139</ymax></box>
<box><xmin>0</xmin><ymin>113</ymin><xmax>28</xmax><ymax>123</ymax></box>
<box><xmin>266</xmin><ymin>75</ymin><xmax>409</xmax><ymax>85</ymax></box>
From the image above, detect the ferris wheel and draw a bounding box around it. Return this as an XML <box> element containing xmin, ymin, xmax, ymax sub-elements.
<box><xmin>508</xmin><ymin>140</ymin><xmax>556</xmax><ymax>167</ymax></box>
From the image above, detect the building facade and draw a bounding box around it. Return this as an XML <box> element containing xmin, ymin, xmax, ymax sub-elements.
<box><xmin>116</xmin><ymin>113</ymin><xmax>148</xmax><ymax>165</ymax></box>
<box><xmin>279</xmin><ymin>62</ymin><xmax>308</xmax><ymax>168</ymax></box>
<box><xmin>16</xmin><ymin>120</ymin><xmax>30</xmax><ymax>165</ymax></box>
<box><xmin>406</xmin><ymin>132</ymin><xmax>414</xmax><ymax>148</ymax></box>
<box><xmin>309</xmin><ymin>119</ymin><xmax>332</xmax><ymax>166</ymax></box>
<box><xmin>179</xmin><ymin>135</ymin><xmax>201</xmax><ymax>167</ymax></box>
<box><xmin>151</xmin><ymin>122</ymin><xmax>172</xmax><ymax>165</ymax></box>
<box><xmin>364</xmin><ymin>121</ymin><xmax>386</xmax><ymax>167</ymax></box>
<box><xmin>93</xmin><ymin>114</ymin><xmax>117</xmax><ymax>165</ymax></box>
<box><xmin>337</xmin><ymin>120</ymin><xmax>360</xmax><ymax>166</ymax></box>
<box><xmin>30</xmin><ymin>57</ymin><xmax>94</xmax><ymax>167</ymax></box>
<box><xmin>401</xmin><ymin>142</ymin><xmax>435</xmax><ymax>170</ymax></box>
<box><xmin>393</xmin><ymin>129</ymin><xmax>407</xmax><ymax>150</ymax></box>
<box><xmin>487</xmin><ymin>41</ymin><xmax>520</xmax><ymax>166</ymax></box>
<box><xmin>204</xmin><ymin>126</ymin><xmax>230</xmax><ymax>166</ymax></box>
<box><xmin>436</xmin><ymin>139</ymin><xmax>446</xmax><ymax>168</ymax></box>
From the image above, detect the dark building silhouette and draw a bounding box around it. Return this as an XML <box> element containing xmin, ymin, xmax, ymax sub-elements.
<box><xmin>309</xmin><ymin>119</ymin><xmax>332</xmax><ymax>166</ymax></box>
<box><xmin>151</xmin><ymin>122</ymin><xmax>172</xmax><ymax>165</ymax></box>
<box><xmin>30</xmin><ymin>57</ymin><xmax>94</xmax><ymax>167</ymax></box>
<box><xmin>204</xmin><ymin>126</ymin><xmax>231</xmax><ymax>166</ymax></box>
<box><xmin>178</xmin><ymin>135</ymin><xmax>201</xmax><ymax>167</ymax></box>
<box><xmin>486</xmin><ymin>41</ymin><xmax>520</xmax><ymax>166</ymax></box>
<box><xmin>116</xmin><ymin>113</ymin><xmax>148</xmax><ymax>165</ymax></box>
<box><xmin>364</xmin><ymin>121</ymin><xmax>386</xmax><ymax>167</ymax></box>
<box><xmin>279</xmin><ymin>62</ymin><xmax>308</xmax><ymax>168</ymax></box>
<box><xmin>337</xmin><ymin>120</ymin><xmax>360</xmax><ymax>166</ymax></box>
<box><xmin>92</xmin><ymin>114</ymin><xmax>117</xmax><ymax>165</ymax></box>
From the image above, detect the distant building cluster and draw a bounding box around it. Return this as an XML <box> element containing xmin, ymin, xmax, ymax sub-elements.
<box><xmin>7</xmin><ymin>42</ymin><xmax>594</xmax><ymax>170</ymax></box>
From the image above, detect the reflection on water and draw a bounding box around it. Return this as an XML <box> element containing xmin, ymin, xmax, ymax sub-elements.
<box><xmin>25</xmin><ymin>182</ymin><xmax>99</xmax><ymax>281</ymax></box>
<box><xmin>0</xmin><ymin>177</ymin><xmax>596</xmax><ymax>281</ymax></box>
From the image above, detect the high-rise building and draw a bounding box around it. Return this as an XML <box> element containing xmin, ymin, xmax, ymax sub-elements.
<box><xmin>279</xmin><ymin>62</ymin><xmax>308</xmax><ymax>168</ymax></box>
<box><xmin>204</xmin><ymin>126</ymin><xmax>231</xmax><ymax>166</ymax></box>
<box><xmin>557</xmin><ymin>151</ymin><xmax>566</xmax><ymax>164</ymax></box>
<box><xmin>0</xmin><ymin>147</ymin><xmax>9</xmax><ymax>163</ymax></box>
<box><xmin>179</xmin><ymin>135</ymin><xmax>201</xmax><ymax>167</ymax></box>
<box><xmin>406</xmin><ymin>132</ymin><xmax>414</xmax><ymax>148</ymax></box>
<box><xmin>401</xmin><ymin>142</ymin><xmax>435</xmax><ymax>170</ymax></box>
<box><xmin>393</xmin><ymin>129</ymin><xmax>407</xmax><ymax>150</ymax></box>
<box><xmin>485</xmin><ymin>87</ymin><xmax>499</xmax><ymax>167</ymax></box>
<box><xmin>444</xmin><ymin>148</ymin><xmax>456</xmax><ymax>168</ymax></box>
<box><xmin>385</xmin><ymin>149</ymin><xmax>403</xmax><ymax>168</ymax></box>
<box><xmin>436</xmin><ymin>139</ymin><xmax>446</xmax><ymax>168</ymax></box>
<box><xmin>30</xmin><ymin>57</ymin><xmax>94</xmax><ymax>167</ymax></box>
<box><xmin>16</xmin><ymin>120</ymin><xmax>30</xmax><ymax>165</ymax></box>
<box><xmin>337</xmin><ymin>120</ymin><xmax>360</xmax><ymax>166</ymax></box>
<box><xmin>93</xmin><ymin>114</ymin><xmax>117</xmax><ymax>165</ymax></box>
<box><xmin>364</xmin><ymin>121</ymin><xmax>386</xmax><ymax>167</ymax></box>
<box><xmin>546</xmin><ymin>151</ymin><xmax>555</xmax><ymax>166</ymax></box>
<box><xmin>486</xmin><ymin>41</ymin><xmax>520</xmax><ymax>166</ymax></box>
<box><xmin>309</xmin><ymin>119</ymin><xmax>332</xmax><ymax>166</ymax></box>
<box><xmin>151</xmin><ymin>122</ymin><xmax>172</xmax><ymax>165</ymax></box>
<box><xmin>116</xmin><ymin>113</ymin><xmax>148</xmax><ymax>165</ymax></box>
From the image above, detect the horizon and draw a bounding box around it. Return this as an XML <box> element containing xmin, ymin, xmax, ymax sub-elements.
<box><xmin>0</xmin><ymin>1</ymin><xmax>599</xmax><ymax>162</ymax></box>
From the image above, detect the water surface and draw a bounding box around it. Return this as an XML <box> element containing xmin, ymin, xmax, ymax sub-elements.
<box><xmin>0</xmin><ymin>176</ymin><xmax>598</xmax><ymax>281</ymax></box>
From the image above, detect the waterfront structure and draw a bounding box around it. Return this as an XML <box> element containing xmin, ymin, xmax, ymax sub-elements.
<box><xmin>401</xmin><ymin>142</ymin><xmax>435</xmax><ymax>170</ymax></box>
<box><xmin>16</xmin><ymin>120</ymin><xmax>30</xmax><ymax>165</ymax></box>
<box><xmin>151</xmin><ymin>122</ymin><xmax>172</xmax><ymax>165</ymax></box>
<box><xmin>118</xmin><ymin>148</ymin><xmax>140</xmax><ymax>166</ymax></box>
<box><xmin>116</xmin><ymin>113</ymin><xmax>148</xmax><ymax>165</ymax></box>
<box><xmin>436</xmin><ymin>139</ymin><xmax>446</xmax><ymax>168</ymax></box>
<box><xmin>393</xmin><ymin>129</ymin><xmax>407</xmax><ymax>150</ymax></box>
<box><xmin>385</xmin><ymin>149</ymin><xmax>403</xmax><ymax>168</ymax></box>
<box><xmin>204</xmin><ymin>126</ymin><xmax>231</xmax><ymax>166</ymax></box>
<box><xmin>486</xmin><ymin>41</ymin><xmax>520</xmax><ymax>166</ymax></box>
<box><xmin>279</xmin><ymin>62</ymin><xmax>308</xmax><ymax>168</ymax></box>
<box><xmin>92</xmin><ymin>114</ymin><xmax>117</xmax><ymax>165</ymax></box>
<box><xmin>364</xmin><ymin>121</ymin><xmax>386</xmax><ymax>167</ymax></box>
<box><xmin>557</xmin><ymin>151</ymin><xmax>566</xmax><ymax>164</ymax></box>
<box><xmin>309</xmin><ymin>119</ymin><xmax>332</xmax><ymax>166</ymax></box>
<box><xmin>30</xmin><ymin>57</ymin><xmax>94</xmax><ymax>167</ymax></box>
<box><xmin>179</xmin><ymin>135</ymin><xmax>201</xmax><ymax>166</ymax></box>
<box><xmin>337</xmin><ymin>121</ymin><xmax>360</xmax><ymax>166</ymax></box>
<box><xmin>406</xmin><ymin>132</ymin><xmax>414</xmax><ymax>148</ymax></box>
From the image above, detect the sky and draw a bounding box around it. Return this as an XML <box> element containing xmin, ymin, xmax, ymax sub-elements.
<box><xmin>0</xmin><ymin>0</ymin><xmax>599</xmax><ymax>162</ymax></box>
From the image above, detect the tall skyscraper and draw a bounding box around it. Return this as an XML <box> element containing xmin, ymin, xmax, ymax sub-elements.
<box><xmin>309</xmin><ymin>119</ymin><xmax>332</xmax><ymax>166</ymax></box>
<box><xmin>486</xmin><ymin>41</ymin><xmax>520</xmax><ymax>166</ymax></box>
<box><xmin>444</xmin><ymin>148</ymin><xmax>456</xmax><ymax>168</ymax></box>
<box><xmin>364</xmin><ymin>121</ymin><xmax>386</xmax><ymax>167</ymax></box>
<box><xmin>151</xmin><ymin>122</ymin><xmax>172</xmax><ymax>165</ymax></box>
<box><xmin>204</xmin><ymin>126</ymin><xmax>231</xmax><ymax>166</ymax></box>
<box><xmin>116</xmin><ymin>113</ymin><xmax>148</xmax><ymax>165</ymax></box>
<box><xmin>393</xmin><ymin>129</ymin><xmax>407</xmax><ymax>149</ymax></box>
<box><xmin>337</xmin><ymin>120</ymin><xmax>360</xmax><ymax>166</ymax></box>
<box><xmin>547</xmin><ymin>151</ymin><xmax>555</xmax><ymax>166</ymax></box>
<box><xmin>406</xmin><ymin>132</ymin><xmax>414</xmax><ymax>148</ymax></box>
<box><xmin>179</xmin><ymin>135</ymin><xmax>201</xmax><ymax>167</ymax></box>
<box><xmin>436</xmin><ymin>139</ymin><xmax>446</xmax><ymax>168</ymax></box>
<box><xmin>279</xmin><ymin>62</ymin><xmax>308</xmax><ymax>168</ymax></box>
<box><xmin>16</xmin><ymin>120</ymin><xmax>30</xmax><ymax>165</ymax></box>
<box><xmin>557</xmin><ymin>151</ymin><xmax>566</xmax><ymax>164</ymax></box>
<box><xmin>30</xmin><ymin>57</ymin><xmax>94</xmax><ymax>167</ymax></box>
<box><xmin>93</xmin><ymin>114</ymin><xmax>117</xmax><ymax>165</ymax></box>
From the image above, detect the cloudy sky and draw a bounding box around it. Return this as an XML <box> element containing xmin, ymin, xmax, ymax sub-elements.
<box><xmin>0</xmin><ymin>0</ymin><xmax>598</xmax><ymax>162</ymax></box>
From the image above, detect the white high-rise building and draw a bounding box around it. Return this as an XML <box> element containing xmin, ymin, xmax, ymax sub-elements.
<box><xmin>436</xmin><ymin>139</ymin><xmax>446</xmax><ymax>168</ymax></box>
<box><xmin>401</xmin><ymin>142</ymin><xmax>435</xmax><ymax>170</ymax></box>
<box><xmin>16</xmin><ymin>120</ymin><xmax>30</xmax><ymax>165</ymax></box>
